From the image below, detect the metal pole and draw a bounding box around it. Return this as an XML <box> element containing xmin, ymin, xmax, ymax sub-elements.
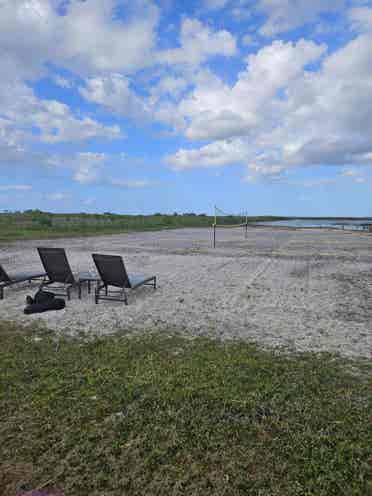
<box><xmin>213</xmin><ymin>205</ymin><xmax>217</xmax><ymax>248</ymax></box>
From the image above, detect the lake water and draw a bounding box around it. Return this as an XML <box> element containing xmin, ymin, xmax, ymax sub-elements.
<box><xmin>256</xmin><ymin>219</ymin><xmax>372</xmax><ymax>230</ymax></box>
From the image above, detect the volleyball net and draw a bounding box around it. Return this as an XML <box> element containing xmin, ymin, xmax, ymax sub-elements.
<box><xmin>212</xmin><ymin>205</ymin><xmax>248</xmax><ymax>247</ymax></box>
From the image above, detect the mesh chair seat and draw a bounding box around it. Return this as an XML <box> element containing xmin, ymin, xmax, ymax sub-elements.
<box><xmin>128</xmin><ymin>273</ymin><xmax>155</xmax><ymax>288</ymax></box>
<box><xmin>7</xmin><ymin>272</ymin><xmax>45</xmax><ymax>282</ymax></box>
<box><xmin>75</xmin><ymin>271</ymin><xmax>99</xmax><ymax>282</ymax></box>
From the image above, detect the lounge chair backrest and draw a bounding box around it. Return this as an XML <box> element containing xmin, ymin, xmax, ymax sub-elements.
<box><xmin>92</xmin><ymin>254</ymin><xmax>131</xmax><ymax>288</ymax></box>
<box><xmin>0</xmin><ymin>263</ymin><xmax>11</xmax><ymax>282</ymax></box>
<box><xmin>37</xmin><ymin>247</ymin><xmax>75</xmax><ymax>284</ymax></box>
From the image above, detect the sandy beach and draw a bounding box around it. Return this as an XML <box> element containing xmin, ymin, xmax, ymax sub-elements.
<box><xmin>1</xmin><ymin>226</ymin><xmax>371</xmax><ymax>358</ymax></box>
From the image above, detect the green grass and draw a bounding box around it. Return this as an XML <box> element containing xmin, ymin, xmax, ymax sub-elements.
<box><xmin>0</xmin><ymin>322</ymin><xmax>370</xmax><ymax>495</ymax></box>
<box><xmin>0</xmin><ymin>211</ymin><xmax>287</xmax><ymax>242</ymax></box>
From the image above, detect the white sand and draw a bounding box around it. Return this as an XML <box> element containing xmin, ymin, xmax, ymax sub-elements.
<box><xmin>1</xmin><ymin>227</ymin><xmax>371</xmax><ymax>358</ymax></box>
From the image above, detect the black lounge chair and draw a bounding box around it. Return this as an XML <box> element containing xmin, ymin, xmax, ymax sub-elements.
<box><xmin>37</xmin><ymin>247</ymin><xmax>98</xmax><ymax>300</ymax></box>
<box><xmin>0</xmin><ymin>263</ymin><xmax>45</xmax><ymax>300</ymax></box>
<box><xmin>92</xmin><ymin>253</ymin><xmax>156</xmax><ymax>305</ymax></box>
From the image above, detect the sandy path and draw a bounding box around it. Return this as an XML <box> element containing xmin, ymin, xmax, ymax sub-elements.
<box><xmin>0</xmin><ymin>227</ymin><xmax>371</xmax><ymax>358</ymax></box>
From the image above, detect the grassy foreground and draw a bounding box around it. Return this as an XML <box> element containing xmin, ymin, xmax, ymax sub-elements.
<box><xmin>0</xmin><ymin>322</ymin><xmax>371</xmax><ymax>496</ymax></box>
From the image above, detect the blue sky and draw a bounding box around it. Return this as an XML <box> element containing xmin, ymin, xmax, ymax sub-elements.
<box><xmin>1</xmin><ymin>0</ymin><xmax>372</xmax><ymax>216</ymax></box>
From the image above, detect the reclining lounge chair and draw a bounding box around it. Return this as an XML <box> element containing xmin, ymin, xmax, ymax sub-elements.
<box><xmin>0</xmin><ymin>263</ymin><xmax>45</xmax><ymax>300</ymax></box>
<box><xmin>37</xmin><ymin>247</ymin><xmax>97</xmax><ymax>300</ymax></box>
<box><xmin>92</xmin><ymin>253</ymin><xmax>156</xmax><ymax>305</ymax></box>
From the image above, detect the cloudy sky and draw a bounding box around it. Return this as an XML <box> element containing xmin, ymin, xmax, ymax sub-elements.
<box><xmin>1</xmin><ymin>0</ymin><xmax>372</xmax><ymax>216</ymax></box>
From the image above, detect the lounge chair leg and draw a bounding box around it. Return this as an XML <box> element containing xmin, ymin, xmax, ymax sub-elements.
<box><xmin>153</xmin><ymin>277</ymin><xmax>157</xmax><ymax>289</ymax></box>
<box><xmin>105</xmin><ymin>285</ymin><xmax>108</xmax><ymax>296</ymax></box>
<box><xmin>95</xmin><ymin>288</ymin><xmax>99</xmax><ymax>304</ymax></box>
<box><xmin>0</xmin><ymin>287</ymin><xmax>3</xmax><ymax>300</ymax></box>
<box><xmin>78</xmin><ymin>283</ymin><xmax>82</xmax><ymax>299</ymax></box>
<box><xmin>67</xmin><ymin>287</ymin><xmax>71</xmax><ymax>301</ymax></box>
<box><xmin>88</xmin><ymin>280</ymin><xmax>91</xmax><ymax>294</ymax></box>
<box><xmin>123</xmin><ymin>288</ymin><xmax>128</xmax><ymax>305</ymax></box>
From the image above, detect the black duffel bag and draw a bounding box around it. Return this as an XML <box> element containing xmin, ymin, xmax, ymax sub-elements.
<box><xmin>24</xmin><ymin>290</ymin><xmax>66</xmax><ymax>314</ymax></box>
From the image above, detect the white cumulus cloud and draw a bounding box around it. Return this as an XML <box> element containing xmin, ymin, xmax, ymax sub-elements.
<box><xmin>71</xmin><ymin>152</ymin><xmax>107</xmax><ymax>185</ymax></box>
<box><xmin>257</xmin><ymin>0</ymin><xmax>346</xmax><ymax>36</ymax></box>
<box><xmin>174</xmin><ymin>39</ymin><xmax>326</xmax><ymax>141</ymax></box>
<box><xmin>157</xmin><ymin>18</ymin><xmax>237</xmax><ymax>66</ymax></box>
<box><xmin>166</xmin><ymin>139</ymin><xmax>249</xmax><ymax>170</ymax></box>
<box><xmin>349</xmin><ymin>6</ymin><xmax>372</xmax><ymax>32</ymax></box>
<box><xmin>165</xmin><ymin>20</ymin><xmax>372</xmax><ymax>180</ymax></box>
<box><xmin>80</xmin><ymin>74</ymin><xmax>150</xmax><ymax>121</ymax></box>
<box><xmin>0</xmin><ymin>0</ymin><xmax>160</xmax><ymax>78</ymax></box>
